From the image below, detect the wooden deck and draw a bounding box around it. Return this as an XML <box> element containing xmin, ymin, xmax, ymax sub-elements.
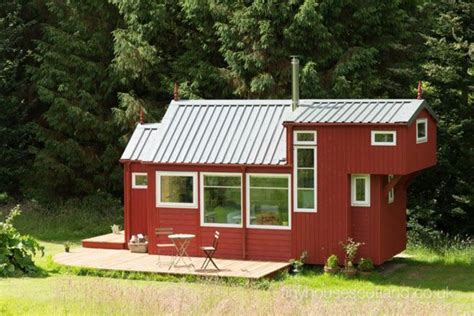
<box><xmin>55</xmin><ymin>247</ymin><xmax>290</xmax><ymax>279</ymax></box>
<box><xmin>82</xmin><ymin>231</ymin><xmax>126</xmax><ymax>249</ymax></box>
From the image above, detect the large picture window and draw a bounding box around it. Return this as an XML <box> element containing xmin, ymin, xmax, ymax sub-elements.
<box><xmin>247</xmin><ymin>174</ymin><xmax>291</xmax><ymax>229</ymax></box>
<box><xmin>201</xmin><ymin>173</ymin><xmax>242</xmax><ymax>227</ymax></box>
<box><xmin>156</xmin><ymin>171</ymin><xmax>197</xmax><ymax>208</ymax></box>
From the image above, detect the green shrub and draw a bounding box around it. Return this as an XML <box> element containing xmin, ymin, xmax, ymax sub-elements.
<box><xmin>0</xmin><ymin>192</ymin><xmax>10</xmax><ymax>205</ymax></box>
<box><xmin>290</xmin><ymin>251</ymin><xmax>308</xmax><ymax>273</ymax></box>
<box><xmin>326</xmin><ymin>255</ymin><xmax>339</xmax><ymax>268</ymax></box>
<box><xmin>340</xmin><ymin>238</ymin><xmax>364</xmax><ymax>267</ymax></box>
<box><xmin>358</xmin><ymin>258</ymin><xmax>374</xmax><ymax>272</ymax></box>
<box><xmin>0</xmin><ymin>205</ymin><xmax>44</xmax><ymax>276</ymax></box>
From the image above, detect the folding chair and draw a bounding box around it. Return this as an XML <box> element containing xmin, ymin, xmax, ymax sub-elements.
<box><xmin>155</xmin><ymin>227</ymin><xmax>174</xmax><ymax>266</ymax></box>
<box><xmin>200</xmin><ymin>231</ymin><xmax>220</xmax><ymax>270</ymax></box>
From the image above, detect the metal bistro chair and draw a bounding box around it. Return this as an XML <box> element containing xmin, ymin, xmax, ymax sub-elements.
<box><xmin>200</xmin><ymin>231</ymin><xmax>220</xmax><ymax>270</ymax></box>
<box><xmin>155</xmin><ymin>227</ymin><xmax>175</xmax><ymax>266</ymax></box>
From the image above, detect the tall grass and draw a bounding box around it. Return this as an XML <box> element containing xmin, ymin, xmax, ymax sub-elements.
<box><xmin>0</xmin><ymin>195</ymin><xmax>122</xmax><ymax>242</ymax></box>
<box><xmin>43</xmin><ymin>277</ymin><xmax>463</xmax><ymax>315</ymax></box>
<box><xmin>407</xmin><ymin>230</ymin><xmax>473</xmax><ymax>265</ymax></box>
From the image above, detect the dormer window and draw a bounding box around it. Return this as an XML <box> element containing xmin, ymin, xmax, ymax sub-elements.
<box><xmin>416</xmin><ymin>118</ymin><xmax>428</xmax><ymax>143</ymax></box>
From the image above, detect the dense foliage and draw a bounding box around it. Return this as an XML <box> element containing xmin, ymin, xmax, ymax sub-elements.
<box><xmin>0</xmin><ymin>0</ymin><xmax>472</xmax><ymax>236</ymax></box>
<box><xmin>0</xmin><ymin>0</ymin><xmax>40</xmax><ymax>197</ymax></box>
<box><xmin>408</xmin><ymin>0</ymin><xmax>473</xmax><ymax>236</ymax></box>
<box><xmin>0</xmin><ymin>205</ymin><xmax>44</xmax><ymax>276</ymax></box>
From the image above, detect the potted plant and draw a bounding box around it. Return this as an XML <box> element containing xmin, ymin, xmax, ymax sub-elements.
<box><xmin>324</xmin><ymin>254</ymin><xmax>340</xmax><ymax>274</ymax></box>
<box><xmin>128</xmin><ymin>233</ymin><xmax>148</xmax><ymax>253</ymax></box>
<box><xmin>64</xmin><ymin>241</ymin><xmax>71</xmax><ymax>253</ymax></box>
<box><xmin>358</xmin><ymin>258</ymin><xmax>374</xmax><ymax>276</ymax></box>
<box><xmin>340</xmin><ymin>238</ymin><xmax>363</xmax><ymax>277</ymax></box>
<box><xmin>289</xmin><ymin>251</ymin><xmax>307</xmax><ymax>274</ymax></box>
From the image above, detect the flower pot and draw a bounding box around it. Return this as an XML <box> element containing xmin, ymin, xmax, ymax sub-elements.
<box><xmin>65</xmin><ymin>247</ymin><xmax>70</xmax><ymax>253</ymax></box>
<box><xmin>128</xmin><ymin>242</ymin><xmax>148</xmax><ymax>253</ymax></box>
<box><xmin>324</xmin><ymin>266</ymin><xmax>339</xmax><ymax>275</ymax></box>
<box><xmin>342</xmin><ymin>267</ymin><xmax>357</xmax><ymax>277</ymax></box>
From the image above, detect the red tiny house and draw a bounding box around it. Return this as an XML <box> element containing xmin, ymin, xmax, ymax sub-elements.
<box><xmin>115</xmin><ymin>99</ymin><xmax>437</xmax><ymax>265</ymax></box>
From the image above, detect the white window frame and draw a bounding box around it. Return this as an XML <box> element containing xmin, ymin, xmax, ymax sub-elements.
<box><xmin>156</xmin><ymin>171</ymin><xmax>198</xmax><ymax>208</ymax></box>
<box><xmin>294</xmin><ymin>130</ymin><xmax>317</xmax><ymax>145</ymax></box>
<box><xmin>293</xmin><ymin>146</ymin><xmax>317</xmax><ymax>213</ymax></box>
<box><xmin>388</xmin><ymin>174</ymin><xmax>395</xmax><ymax>204</ymax></box>
<box><xmin>416</xmin><ymin>118</ymin><xmax>428</xmax><ymax>144</ymax></box>
<box><xmin>132</xmin><ymin>172</ymin><xmax>148</xmax><ymax>189</ymax></box>
<box><xmin>200</xmin><ymin>172</ymin><xmax>243</xmax><ymax>228</ymax></box>
<box><xmin>371</xmin><ymin>131</ymin><xmax>397</xmax><ymax>146</ymax></box>
<box><xmin>246</xmin><ymin>173</ymin><xmax>291</xmax><ymax>230</ymax></box>
<box><xmin>351</xmin><ymin>174</ymin><xmax>371</xmax><ymax>207</ymax></box>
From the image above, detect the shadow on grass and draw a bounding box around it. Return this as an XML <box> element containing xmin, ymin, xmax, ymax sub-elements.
<box><xmin>370</xmin><ymin>256</ymin><xmax>474</xmax><ymax>292</ymax></box>
<box><xmin>0</xmin><ymin>265</ymin><xmax>50</xmax><ymax>279</ymax></box>
<box><xmin>297</xmin><ymin>256</ymin><xmax>473</xmax><ymax>293</ymax></box>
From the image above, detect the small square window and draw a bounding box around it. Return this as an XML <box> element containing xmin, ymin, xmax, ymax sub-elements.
<box><xmin>351</xmin><ymin>174</ymin><xmax>370</xmax><ymax>207</ymax></box>
<box><xmin>388</xmin><ymin>174</ymin><xmax>395</xmax><ymax>204</ymax></box>
<box><xmin>132</xmin><ymin>173</ymin><xmax>148</xmax><ymax>189</ymax></box>
<box><xmin>371</xmin><ymin>131</ymin><xmax>396</xmax><ymax>146</ymax></box>
<box><xmin>294</xmin><ymin>131</ymin><xmax>317</xmax><ymax>145</ymax></box>
<box><xmin>297</xmin><ymin>132</ymin><xmax>314</xmax><ymax>142</ymax></box>
<box><xmin>416</xmin><ymin>118</ymin><xmax>428</xmax><ymax>143</ymax></box>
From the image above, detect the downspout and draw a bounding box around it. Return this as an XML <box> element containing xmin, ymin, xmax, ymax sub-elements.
<box><xmin>124</xmin><ymin>162</ymin><xmax>132</xmax><ymax>246</ymax></box>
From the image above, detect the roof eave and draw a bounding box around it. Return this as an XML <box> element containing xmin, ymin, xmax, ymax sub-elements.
<box><xmin>407</xmin><ymin>100</ymin><xmax>439</xmax><ymax>126</ymax></box>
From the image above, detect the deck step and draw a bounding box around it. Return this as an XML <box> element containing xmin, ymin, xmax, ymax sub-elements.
<box><xmin>82</xmin><ymin>231</ymin><xmax>127</xmax><ymax>250</ymax></box>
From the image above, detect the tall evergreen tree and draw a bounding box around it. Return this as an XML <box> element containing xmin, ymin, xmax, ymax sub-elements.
<box><xmin>29</xmin><ymin>0</ymin><xmax>122</xmax><ymax>200</ymax></box>
<box><xmin>408</xmin><ymin>0</ymin><xmax>473</xmax><ymax>235</ymax></box>
<box><xmin>214</xmin><ymin>0</ymin><xmax>420</xmax><ymax>99</ymax></box>
<box><xmin>110</xmin><ymin>0</ymin><xmax>229</xmax><ymax>140</ymax></box>
<box><xmin>0</xmin><ymin>0</ymin><xmax>43</xmax><ymax>197</ymax></box>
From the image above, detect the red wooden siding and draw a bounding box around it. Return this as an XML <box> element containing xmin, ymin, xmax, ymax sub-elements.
<box><xmin>114</xmin><ymin>110</ymin><xmax>437</xmax><ymax>265</ymax></box>
<box><xmin>129</xmin><ymin>164</ymin><xmax>148</xmax><ymax>236</ymax></box>
<box><xmin>246</xmin><ymin>230</ymin><xmax>292</xmax><ymax>261</ymax></box>
<box><xmin>405</xmin><ymin>109</ymin><xmax>437</xmax><ymax>173</ymax></box>
<box><xmin>350</xmin><ymin>175</ymin><xmax>382</xmax><ymax>264</ymax></box>
<box><xmin>378</xmin><ymin>176</ymin><xmax>410</xmax><ymax>263</ymax></box>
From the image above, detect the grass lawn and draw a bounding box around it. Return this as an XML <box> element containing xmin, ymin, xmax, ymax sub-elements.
<box><xmin>1</xmin><ymin>204</ymin><xmax>473</xmax><ymax>315</ymax></box>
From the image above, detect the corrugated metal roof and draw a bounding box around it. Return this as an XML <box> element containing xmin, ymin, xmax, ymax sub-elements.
<box><xmin>121</xmin><ymin>99</ymin><xmax>435</xmax><ymax>164</ymax></box>
<box><xmin>290</xmin><ymin>99</ymin><xmax>436</xmax><ymax>124</ymax></box>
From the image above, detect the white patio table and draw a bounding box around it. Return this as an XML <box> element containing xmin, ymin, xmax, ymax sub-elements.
<box><xmin>168</xmin><ymin>233</ymin><xmax>195</xmax><ymax>269</ymax></box>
